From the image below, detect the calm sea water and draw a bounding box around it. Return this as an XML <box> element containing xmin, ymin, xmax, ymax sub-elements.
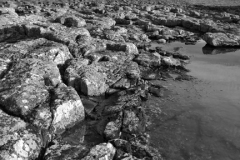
<box><xmin>148</xmin><ymin>40</ymin><xmax>240</xmax><ymax>160</ymax></box>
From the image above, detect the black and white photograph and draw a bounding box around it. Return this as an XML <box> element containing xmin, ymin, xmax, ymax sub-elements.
<box><xmin>0</xmin><ymin>0</ymin><xmax>240</xmax><ymax>159</ymax></box>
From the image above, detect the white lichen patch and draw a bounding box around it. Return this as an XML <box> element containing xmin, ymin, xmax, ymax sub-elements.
<box><xmin>22</xmin><ymin>100</ymin><xmax>28</xmax><ymax>104</ymax></box>
<box><xmin>13</xmin><ymin>139</ymin><xmax>28</xmax><ymax>158</ymax></box>
<box><xmin>52</xmin><ymin>99</ymin><xmax>84</xmax><ymax>132</ymax></box>
<box><xmin>23</xmin><ymin>106</ymin><xmax>29</xmax><ymax>109</ymax></box>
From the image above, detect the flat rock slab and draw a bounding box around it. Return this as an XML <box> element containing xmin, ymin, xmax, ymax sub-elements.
<box><xmin>0</xmin><ymin>58</ymin><xmax>61</xmax><ymax>120</ymax></box>
<box><xmin>0</xmin><ymin>38</ymin><xmax>72</xmax><ymax>65</ymax></box>
<box><xmin>203</xmin><ymin>32</ymin><xmax>240</xmax><ymax>47</ymax></box>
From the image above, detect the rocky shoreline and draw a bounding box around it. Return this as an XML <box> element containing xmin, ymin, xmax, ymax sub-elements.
<box><xmin>0</xmin><ymin>1</ymin><xmax>240</xmax><ymax>160</ymax></box>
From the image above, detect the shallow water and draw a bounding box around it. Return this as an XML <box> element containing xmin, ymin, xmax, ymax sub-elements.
<box><xmin>148</xmin><ymin>41</ymin><xmax>240</xmax><ymax>160</ymax></box>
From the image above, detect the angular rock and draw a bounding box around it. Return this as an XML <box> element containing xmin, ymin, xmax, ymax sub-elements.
<box><xmin>87</xmin><ymin>17</ymin><xmax>116</xmax><ymax>29</ymax></box>
<box><xmin>125</xmin><ymin>12</ymin><xmax>137</xmax><ymax>20</ymax></box>
<box><xmin>50</xmin><ymin>83</ymin><xmax>85</xmax><ymax>134</ymax></box>
<box><xmin>111</xmin><ymin>139</ymin><xmax>162</xmax><ymax>159</ymax></box>
<box><xmin>115</xmin><ymin>18</ymin><xmax>132</xmax><ymax>25</ymax></box>
<box><xmin>112</xmin><ymin>78</ymin><xmax>131</xmax><ymax>89</ymax></box>
<box><xmin>203</xmin><ymin>32</ymin><xmax>240</xmax><ymax>47</ymax></box>
<box><xmin>104</xmin><ymin>121</ymin><xmax>121</xmax><ymax>140</ymax></box>
<box><xmin>56</xmin><ymin>14</ymin><xmax>86</xmax><ymax>27</ymax></box>
<box><xmin>0</xmin><ymin>109</ymin><xmax>42</xmax><ymax>160</ymax></box>
<box><xmin>0</xmin><ymin>58</ymin><xmax>61</xmax><ymax>120</ymax></box>
<box><xmin>162</xmin><ymin>56</ymin><xmax>182</xmax><ymax>67</ymax></box>
<box><xmin>41</xmin><ymin>23</ymin><xmax>90</xmax><ymax>46</ymax></box>
<box><xmin>106</xmin><ymin>42</ymin><xmax>139</xmax><ymax>56</ymax></box>
<box><xmin>126</xmin><ymin>62</ymin><xmax>141</xmax><ymax>79</ymax></box>
<box><xmin>44</xmin><ymin>122</ymin><xmax>87</xmax><ymax>160</ymax></box>
<box><xmin>64</xmin><ymin>59</ymin><xmax>108</xmax><ymax>96</ymax></box>
<box><xmin>1</xmin><ymin>38</ymin><xmax>72</xmax><ymax>65</ymax></box>
<box><xmin>82</xmin><ymin>143</ymin><xmax>116</xmax><ymax>160</ymax></box>
<box><xmin>122</xmin><ymin>110</ymin><xmax>145</xmax><ymax>134</ymax></box>
<box><xmin>103</xmin><ymin>29</ymin><xmax>125</xmax><ymax>42</ymax></box>
<box><xmin>134</xmin><ymin>52</ymin><xmax>161</xmax><ymax>67</ymax></box>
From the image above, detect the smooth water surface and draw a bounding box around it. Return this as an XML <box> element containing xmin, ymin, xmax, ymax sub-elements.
<box><xmin>148</xmin><ymin>41</ymin><xmax>240</xmax><ymax>160</ymax></box>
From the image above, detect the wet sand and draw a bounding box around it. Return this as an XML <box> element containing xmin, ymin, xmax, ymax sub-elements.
<box><xmin>148</xmin><ymin>41</ymin><xmax>240</xmax><ymax>160</ymax></box>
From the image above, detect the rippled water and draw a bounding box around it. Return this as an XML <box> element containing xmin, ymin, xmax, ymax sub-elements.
<box><xmin>148</xmin><ymin>41</ymin><xmax>240</xmax><ymax>160</ymax></box>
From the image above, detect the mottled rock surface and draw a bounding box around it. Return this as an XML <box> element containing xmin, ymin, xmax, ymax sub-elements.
<box><xmin>50</xmin><ymin>83</ymin><xmax>85</xmax><ymax>134</ymax></box>
<box><xmin>82</xmin><ymin>143</ymin><xmax>116</xmax><ymax>160</ymax></box>
<box><xmin>203</xmin><ymin>32</ymin><xmax>240</xmax><ymax>47</ymax></box>
<box><xmin>0</xmin><ymin>0</ymin><xmax>239</xmax><ymax>159</ymax></box>
<box><xmin>0</xmin><ymin>110</ymin><xmax>42</xmax><ymax>160</ymax></box>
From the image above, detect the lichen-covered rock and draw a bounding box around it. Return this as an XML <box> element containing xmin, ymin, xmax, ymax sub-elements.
<box><xmin>203</xmin><ymin>32</ymin><xmax>240</xmax><ymax>47</ymax></box>
<box><xmin>126</xmin><ymin>62</ymin><xmax>141</xmax><ymax>79</ymax></box>
<box><xmin>104</xmin><ymin>121</ymin><xmax>121</xmax><ymax>140</ymax></box>
<box><xmin>64</xmin><ymin>58</ymin><xmax>90</xmax><ymax>86</ymax></box>
<box><xmin>0</xmin><ymin>58</ymin><xmax>61</xmax><ymax>120</ymax></box>
<box><xmin>162</xmin><ymin>56</ymin><xmax>182</xmax><ymax>67</ymax></box>
<box><xmin>64</xmin><ymin>59</ymin><xmax>108</xmax><ymax>96</ymax></box>
<box><xmin>82</xmin><ymin>143</ymin><xmax>116</xmax><ymax>160</ymax></box>
<box><xmin>78</xmin><ymin>66</ymin><xmax>108</xmax><ymax>96</ymax></box>
<box><xmin>1</xmin><ymin>38</ymin><xmax>72</xmax><ymax>65</ymax></box>
<box><xmin>122</xmin><ymin>110</ymin><xmax>142</xmax><ymax>134</ymax></box>
<box><xmin>50</xmin><ymin>83</ymin><xmax>85</xmax><ymax>134</ymax></box>
<box><xmin>106</xmin><ymin>42</ymin><xmax>139</xmax><ymax>56</ymax></box>
<box><xmin>56</xmin><ymin>14</ymin><xmax>86</xmax><ymax>27</ymax></box>
<box><xmin>111</xmin><ymin>139</ymin><xmax>162</xmax><ymax>159</ymax></box>
<box><xmin>44</xmin><ymin>122</ymin><xmax>87</xmax><ymax>160</ymax></box>
<box><xmin>103</xmin><ymin>29</ymin><xmax>125</xmax><ymax>42</ymax></box>
<box><xmin>112</xmin><ymin>78</ymin><xmax>131</xmax><ymax>89</ymax></box>
<box><xmin>27</xmin><ymin>38</ymin><xmax>72</xmax><ymax>65</ymax></box>
<box><xmin>0</xmin><ymin>109</ymin><xmax>42</xmax><ymax>160</ymax></box>
<box><xmin>134</xmin><ymin>52</ymin><xmax>161</xmax><ymax>67</ymax></box>
<box><xmin>87</xmin><ymin>17</ymin><xmax>116</xmax><ymax>29</ymax></box>
<box><xmin>125</xmin><ymin>12</ymin><xmax>137</xmax><ymax>20</ymax></box>
<box><xmin>40</xmin><ymin>23</ymin><xmax>90</xmax><ymax>46</ymax></box>
<box><xmin>0</xmin><ymin>7</ymin><xmax>19</xmax><ymax>26</ymax></box>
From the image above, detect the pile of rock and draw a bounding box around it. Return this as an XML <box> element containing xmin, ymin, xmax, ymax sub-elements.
<box><xmin>0</xmin><ymin>1</ymin><xmax>239</xmax><ymax>159</ymax></box>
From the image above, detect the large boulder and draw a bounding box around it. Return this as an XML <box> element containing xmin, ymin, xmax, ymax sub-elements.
<box><xmin>1</xmin><ymin>38</ymin><xmax>72</xmax><ymax>65</ymax></box>
<box><xmin>40</xmin><ymin>23</ymin><xmax>90</xmax><ymax>46</ymax></box>
<box><xmin>50</xmin><ymin>83</ymin><xmax>85</xmax><ymax>134</ymax></box>
<box><xmin>0</xmin><ymin>109</ymin><xmax>42</xmax><ymax>160</ymax></box>
<box><xmin>0</xmin><ymin>58</ymin><xmax>61</xmax><ymax>124</ymax></box>
<box><xmin>64</xmin><ymin>59</ymin><xmax>108</xmax><ymax>96</ymax></box>
<box><xmin>203</xmin><ymin>32</ymin><xmax>240</xmax><ymax>47</ymax></box>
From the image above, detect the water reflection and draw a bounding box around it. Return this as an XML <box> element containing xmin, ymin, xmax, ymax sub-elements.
<box><xmin>202</xmin><ymin>44</ymin><xmax>240</xmax><ymax>55</ymax></box>
<box><xmin>149</xmin><ymin>40</ymin><xmax>240</xmax><ymax>160</ymax></box>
